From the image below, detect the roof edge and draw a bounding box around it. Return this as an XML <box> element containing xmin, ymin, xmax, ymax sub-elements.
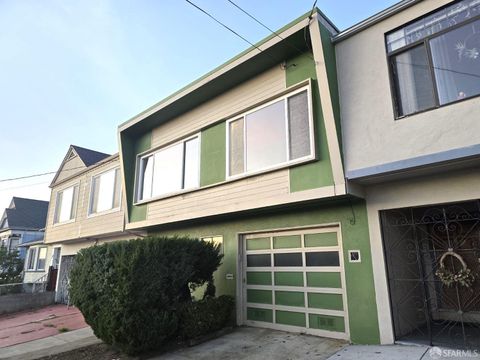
<box><xmin>332</xmin><ymin>0</ymin><xmax>422</xmax><ymax>43</ymax></box>
<box><xmin>50</xmin><ymin>153</ymin><xmax>120</xmax><ymax>189</ymax></box>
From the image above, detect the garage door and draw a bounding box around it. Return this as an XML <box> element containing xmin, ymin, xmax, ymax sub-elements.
<box><xmin>243</xmin><ymin>227</ymin><xmax>349</xmax><ymax>340</ymax></box>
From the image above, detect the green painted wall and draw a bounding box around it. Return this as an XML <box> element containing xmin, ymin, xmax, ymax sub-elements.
<box><xmin>150</xmin><ymin>199</ymin><xmax>380</xmax><ymax>344</ymax></box>
<box><xmin>120</xmin><ymin>131</ymin><xmax>151</xmax><ymax>223</ymax></box>
<box><xmin>286</xmin><ymin>52</ymin><xmax>335</xmax><ymax>192</ymax></box>
<box><xmin>319</xmin><ymin>23</ymin><xmax>343</xmax><ymax>159</ymax></box>
<box><xmin>200</xmin><ymin>122</ymin><xmax>226</xmax><ymax>186</ymax></box>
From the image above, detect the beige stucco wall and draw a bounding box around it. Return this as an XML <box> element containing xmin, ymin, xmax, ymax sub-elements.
<box><xmin>45</xmin><ymin>156</ymin><xmax>125</xmax><ymax>244</ymax></box>
<box><xmin>365</xmin><ymin>168</ymin><xmax>480</xmax><ymax>344</ymax></box>
<box><xmin>336</xmin><ymin>0</ymin><xmax>480</xmax><ymax>173</ymax></box>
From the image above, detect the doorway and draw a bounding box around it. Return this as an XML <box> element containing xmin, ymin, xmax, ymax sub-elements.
<box><xmin>381</xmin><ymin>200</ymin><xmax>480</xmax><ymax>348</ymax></box>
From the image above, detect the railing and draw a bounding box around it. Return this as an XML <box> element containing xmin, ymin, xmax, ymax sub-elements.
<box><xmin>32</xmin><ymin>273</ymin><xmax>49</xmax><ymax>293</ymax></box>
<box><xmin>0</xmin><ymin>273</ymin><xmax>49</xmax><ymax>296</ymax></box>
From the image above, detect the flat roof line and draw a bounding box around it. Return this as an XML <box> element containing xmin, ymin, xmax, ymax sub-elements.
<box><xmin>332</xmin><ymin>0</ymin><xmax>422</xmax><ymax>43</ymax></box>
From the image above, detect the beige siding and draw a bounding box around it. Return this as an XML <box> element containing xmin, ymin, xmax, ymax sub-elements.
<box><xmin>151</xmin><ymin>65</ymin><xmax>286</xmax><ymax>148</ymax></box>
<box><xmin>147</xmin><ymin>170</ymin><xmax>290</xmax><ymax>224</ymax></box>
<box><xmin>55</xmin><ymin>155</ymin><xmax>86</xmax><ymax>184</ymax></box>
<box><xmin>336</xmin><ymin>0</ymin><xmax>480</xmax><ymax>173</ymax></box>
<box><xmin>44</xmin><ymin>157</ymin><xmax>125</xmax><ymax>244</ymax></box>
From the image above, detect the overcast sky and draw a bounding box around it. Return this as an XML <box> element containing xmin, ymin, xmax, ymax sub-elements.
<box><xmin>0</xmin><ymin>0</ymin><xmax>398</xmax><ymax>211</ymax></box>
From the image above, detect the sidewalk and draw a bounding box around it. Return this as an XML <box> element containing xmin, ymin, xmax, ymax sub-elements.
<box><xmin>0</xmin><ymin>327</ymin><xmax>101</xmax><ymax>360</ymax></box>
<box><xmin>0</xmin><ymin>304</ymin><xmax>88</xmax><ymax>348</ymax></box>
<box><xmin>327</xmin><ymin>344</ymin><xmax>480</xmax><ymax>360</ymax></box>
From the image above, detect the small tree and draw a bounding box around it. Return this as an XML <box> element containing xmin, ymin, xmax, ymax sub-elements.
<box><xmin>0</xmin><ymin>246</ymin><xmax>24</xmax><ymax>284</ymax></box>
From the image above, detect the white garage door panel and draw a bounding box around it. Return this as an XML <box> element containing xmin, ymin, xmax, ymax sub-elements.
<box><xmin>242</xmin><ymin>227</ymin><xmax>349</xmax><ymax>340</ymax></box>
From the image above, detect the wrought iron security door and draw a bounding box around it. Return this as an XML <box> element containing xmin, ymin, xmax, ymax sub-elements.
<box><xmin>57</xmin><ymin>255</ymin><xmax>75</xmax><ymax>305</ymax></box>
<box><xmin>381</xmin><ymin>201</ymin><xmax>480</xmax><ymax>349</ymax></box>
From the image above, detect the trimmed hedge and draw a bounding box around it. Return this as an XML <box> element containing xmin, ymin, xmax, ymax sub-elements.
<box><xmin>69</xmin><ymin>236</ymin><xmax>233</xmax><ymax>355</ymax></box>
<box><xmin>178</xmin><ymin>295</ymin><xmax>235</xmax><ymax>339</ymax></box>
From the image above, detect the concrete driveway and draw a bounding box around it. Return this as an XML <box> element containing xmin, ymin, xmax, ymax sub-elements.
<box><xmin>156</xmin><ymin>327</ymin><xmax>346</xmax><ymax>360</ymax></box>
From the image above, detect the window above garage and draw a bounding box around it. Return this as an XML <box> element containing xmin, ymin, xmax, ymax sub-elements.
<box><xmin>386</xmin><ymin>0</ymin><xmax>480</xmax><ymax>118</ymax></box>
<box><xmin>227</xmin><ymin>84</ymin><xmax>314</xmax><ymax>178</ymax></box>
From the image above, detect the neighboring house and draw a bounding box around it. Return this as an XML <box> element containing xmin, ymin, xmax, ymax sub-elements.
<box><xmin>118</xmin><ymin>9</ymin><xmax>378</xmax><ymax>345</ymax></box>
<box><xmin>335</xmin><ymin>0</ymin><xmax>480</xmax><ymax>349</ymax></box>
<box><xmin>43</xmin><ymin>145</ymin><xmax>145</xmax><ymax>303</ymax></box>
<box><xmin>0</xmin><ymin>197</ymin><xmax>48</xmax><ymax>259</ymax></box>
<box><xmin>20</xmin><ymin>239</ymin><xmax>60</xmax><ymax>291</ymax></box>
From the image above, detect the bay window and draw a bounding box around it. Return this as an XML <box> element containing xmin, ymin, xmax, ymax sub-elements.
<box><xmin>27</xmin><ymin>248</ymin><xmax>36</xmax><ymax>270</ymax></box>
<box><xmin>227</xmin><ymin>85</ymin><xmax>313</xmax><ymax>177</ymax></box>
<box><xmin>89</xmin><ymin>168</ymin><xmax>121</xmax><ymax>215</ymax></box>
<box><xmin>137</xmin><ymin>135</ymin><xmax>200</xmax><ymax>201</ymax></box>
<box><xmin>36</xmin><ymin>247</ymin><xmax>47</xmax><ymax>271</ymax></box>
<box><xmin>54</xmin><ymin>185</ymin><xmax>79</xmax><ymax>224</ymax></box>
<box><xmin>387</xmin><ymin>0</ymin><xmax>480</xmax><ymax>117</ymax></box>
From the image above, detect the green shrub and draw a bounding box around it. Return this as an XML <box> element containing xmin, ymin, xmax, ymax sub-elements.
<box><xmin>0</xmin><ymin>247</ymin><xmax>23</xmax><ymax>285</ymax></box>
<box><xmin>69</xmin><ymin>236</ymin><xmax>223</xmax><ymax>355</ymax></box>
<box><xmin>178</xmin><ymin>295</ymin><xmax>235</xmax><ymax>339</ymax></box>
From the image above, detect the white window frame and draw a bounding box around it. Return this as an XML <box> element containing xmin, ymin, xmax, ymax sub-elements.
<box><xmin>135</xmin><ymin>133</ymin><xmax>201</xmax><ymax>204</ymax></box>
<box><xmin>53</xmin><ymin>183</ymin><xmax>80</xmax><ymax>225</ymax></box>
<box><xmin>226</xmin><ymin>84</ymin><xmax>315</xmax><ymax>180</ymax></box>
<box><xmin>36</xmin><ymin>246</ymin><xmax>48</xmax><ymax>271</ymax></box>
<box><xmin>27</xmin><ymin>247</ymin><xmax>37</xmax><ymax>271</ymax></box>
<box><xmin>87</xmin><ymin>167</ymin><xmax>122</xmax><ymax>217</ymax></box>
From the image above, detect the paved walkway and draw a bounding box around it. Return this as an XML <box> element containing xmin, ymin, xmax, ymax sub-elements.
<box><xmin>0</xmin><ymin>304</ymin><xmax>88</xmax><ymax>348</ymax></box>
<box><xmin>0</xmin><ymin>327</ymin><xmax>101</xmax><ymax>360</ymax></box>
<box><xmin>327</xmin><ymin>344</ymin><xmax>480</xmax><ymax>360</ymax></box>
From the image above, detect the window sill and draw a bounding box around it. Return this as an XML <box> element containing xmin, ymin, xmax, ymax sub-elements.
<box><xmin>394</xmin><ymin>86</ymin><xmax>480</xmax><ymax>120</ymax></box>
<box><xmin>133</xmin><ymin>155</ymin><xmax>317</xmax><ymax>206</ymax></box>
<box><xmin>52</xmin><ymin>219</ymin><xmax>76</xmax><ymax>227</ymax></box>
<box><xmin>87</xmin><ymin>207</ymin><xmax>122</xmax><ymax>219</ymax></box>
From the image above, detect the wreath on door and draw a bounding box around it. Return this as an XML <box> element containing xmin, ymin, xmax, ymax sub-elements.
<box><xmin>435</xmin><ymin>251</ymin><xmax>475</xmax><ymax>288</ymax></box>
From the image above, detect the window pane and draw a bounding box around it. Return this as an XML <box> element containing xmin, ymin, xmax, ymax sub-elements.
<box><xmin>184</xmin><ymin>137</ymin><xmax>200</xmax><ymax>189</ymax></box>
<box><xmin>113</xmin><ymin>169</ymin><xmax>121</xmax><ymax>208</ymax></box>
<box><xmin>246</xmin><ymin>100</ymin><xmax>287</xmax><ymax>172</ymax></box>
<box><xmin>152</xmin><ymin>143</ymin><xmax>183</xmax><ymax>197</ymax></box>
<box><xmin>141</xmin><ymin>156</ymin><xmax>153</xmax><ymax>200</ymax></box>
<box><xmin>288</xmin><ymin>90</ymin><xmax>311</xmax><ymax>160</ymax></box>
<box><xmin>229</xmin><ymin>118</ymin><xmax>245</xmax><ymax>176</ymax></box>
<box><xmin>52</xmin><ymin>248</ymin><xmax>61</xmax><ymax>269</ymax></box>
<box><xmin>95</xmin><ymin>169</ymin><xmax>116</xmax><ymax>213</ymax></box>
<box><xmin>306</xmin><ymin>251</ymin><xmax>340</xmax><ymax>267</ymax></box>
<box><xmin>28</xmin><ymin>248</ymin><xmax>36</xmax><ymax>270</ymax></box>
<box><xmin>274</xmin><ymin>253</ymin><xmax>303</xmax><ymax>267</ymax></box>
<box><xmin>91</xmin><ymin>176</ymin><xmax>100</xmax><ymax>213</ymax></box>
<box><xmin>37</xmin><ymin>248</ymin><xmax>47</xmax><ymax>270</ymax></box>
<box><xmin>54</xmin><ymin>191</ymin><xmax>63</xmax><ymax>223</ymax></box>
<box><xmin>58</xmin><ymin>186</ymin><xmax>74</xmax><ymax>222</ymax></box>
<box><xmin>430</xmin><ymin>19</ymin><xmax>480</xmax><ymax>105</ymax></box>
<box><xmin>392</xmin><ymin>45</ymin><xmax>436</xmax><ymax>116</ymax></box>
<box><xmin>71</xmin><ymin>186</ymin><xmax>79</xmax><ymax>220</ymax></box>
<box><xmin>247</xmin><ymin>254</ymin><xmax>271</xmax><ymax>267</ymax></box>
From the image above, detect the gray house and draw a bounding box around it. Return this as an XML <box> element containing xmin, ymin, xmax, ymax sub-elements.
<box><xmin>0</xmin><ymin>197</ymin><xmax>49</xmax><ymax>259</ymax></box>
